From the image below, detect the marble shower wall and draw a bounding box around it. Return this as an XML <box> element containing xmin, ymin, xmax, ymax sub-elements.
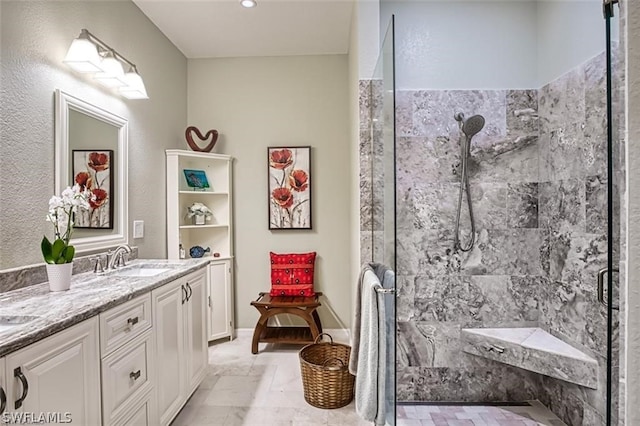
<box><xmin>389</xmin><ymin>51</ymin><xmax>618</xmax><ymax>425</ymax></box>
<box><xmin>359</xmin><ymin>78</ymin><xmax>386</xmax><ymax>266</ymax></box>
<box><xmin>394</xmin><ymin>88</ymin><xmax>545</xmax><ymax>404</ymax></box>
<box><xmin>535</xmin><ymin>50</ymin><xmax>619</xmax><ymax>426</ymax></box>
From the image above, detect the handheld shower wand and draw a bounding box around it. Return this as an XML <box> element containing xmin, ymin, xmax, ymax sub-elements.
<box><xmin>453</xmin><ymin>112</ymin><xmax>485</xmax><ymax>252</ymax></box>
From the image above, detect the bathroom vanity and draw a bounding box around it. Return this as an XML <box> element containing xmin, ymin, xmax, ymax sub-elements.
<box><xmin>0</xmin><ymin>259</ymin><xmax>209</xmax><ymax>426</ymax></box>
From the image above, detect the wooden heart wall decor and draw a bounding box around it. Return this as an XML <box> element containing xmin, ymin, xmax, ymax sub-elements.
<box><xmin>185</xmin><ymin>126</ymin><xmax>218</xmax><ymax>152</ymax></box>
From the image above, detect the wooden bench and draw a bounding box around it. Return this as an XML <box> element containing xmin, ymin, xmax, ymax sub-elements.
<box><xmin>250</xmin><ymin>292</ymin><xmax>323</xmax><ymax>354</ymax></box>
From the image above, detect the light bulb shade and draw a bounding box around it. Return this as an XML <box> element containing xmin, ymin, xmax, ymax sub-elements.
<box><xmin>240</xmin><ymin>0</ymin><xmax>257</xmax><ymax>7</ymax></box>
<box><xmin>63</xmin><ymin>38</ymin><xmax>103</xmax><ymax>73</ymax></box>
<box><xmin>94</xmin><ymin>53</ymin><xmax>127</xmax><ymax>88</ymax></box>
<box><xmin>119</xmin><ymin>71</ymin><xmax>149</xmax><ymax>99</ymax></box>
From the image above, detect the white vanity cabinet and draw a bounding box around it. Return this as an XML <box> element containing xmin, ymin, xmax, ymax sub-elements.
<box><xmin>208</xmin><ymin>259</ymin><xmax>234</xmax><ymax>341</ymax></box>
<box><xmin>4</xmin><ymin>318</ymin><xmax>101</xmax><ymax>424</ymax></box>
<box><xmin>99</xmin><ymin>294</ymin><xmax>157</xmax><ymax>426</ymax></box>
<box><xmin>153</xmin><ymin>268</ymin><xmax>208</xmax><ymax>426</ymax></box>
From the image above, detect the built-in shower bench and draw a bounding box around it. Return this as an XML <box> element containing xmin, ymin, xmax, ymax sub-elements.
<box><xmin>461</xmin><ymin>327</ymin><xmax>598</xmax><ymax>389</ymax></box>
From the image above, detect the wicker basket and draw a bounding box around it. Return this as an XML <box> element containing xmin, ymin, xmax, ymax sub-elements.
<box><xmin>299</xmin><ymin>333</ymin><xmax>355</xmax><ymax>409</ymax></box>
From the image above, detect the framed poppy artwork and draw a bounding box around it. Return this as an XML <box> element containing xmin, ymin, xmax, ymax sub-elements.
<box><xmin>268</xmin><ymin>146</ymin><xmax>312</xmax><ymax>230</ymax></box>
<box><xmin>72</xmin><ymin>150</ymin><xmax>114</xmax><ymax>229</ymax></box>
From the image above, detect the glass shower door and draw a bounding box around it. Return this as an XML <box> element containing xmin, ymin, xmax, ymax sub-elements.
<box><xmin>370</xmin><ymin>15</ymin><xmax>396</xmax><ymax>426</ymax></box>
<box><xmin>604</xmin><ymin>1</ymin><xmax>623</xmax><ymax>424</ymax></box>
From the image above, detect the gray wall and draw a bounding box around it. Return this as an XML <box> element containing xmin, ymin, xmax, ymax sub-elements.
<box><xmin>0</xmin><ymin>0</ymin><xmax>188</xmax><ymax>270</ymax></box>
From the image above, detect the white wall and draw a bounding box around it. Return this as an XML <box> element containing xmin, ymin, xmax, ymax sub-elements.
<box><xmin>0</xmin><ymin>0</ymin><xmax>187</xmax><ymax>270</ymax></box>
<box><xmin>536</xmin><ymin>0</ymin><xmax>614</xmax><ymax>86</ymax></box>
<box><xmin>188</xmin><ymin>55</ymin><xmax>351</xmax><ymax>329</ymax></box>
<box><xmin>358</xmin><ymin>0</ymin><xmax>381</xmax><ymax>80</ymax></box>
<box><xmin>381</xmin><ymin>1</ymin><xmax>538</xmax><ymax>90</ymax></box>
<box><xmin>625</xmin><ymin>0</ymin><xmax>640</xmax><ymax>422</ymax></box>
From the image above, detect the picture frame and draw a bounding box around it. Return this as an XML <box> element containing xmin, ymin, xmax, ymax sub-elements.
<box><xmin>183</xmin><ymin>169</ymin><xmax>210</xmax><ymax>189</ymax></box>
<box><xmin>268</xmin><ymin>146</ymin><xmax>312</xmax><ymax>230</ymax></box>
<box><xmin>72</xmin><ymin>149</ymin><xmax>114</xmax><ymax>229</ymax></box>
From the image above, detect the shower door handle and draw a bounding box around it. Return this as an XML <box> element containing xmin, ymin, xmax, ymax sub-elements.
<box><xmin>597</xmin><ymin>267</ymin><xmax>619</xmax><ymax>310</ymax></box>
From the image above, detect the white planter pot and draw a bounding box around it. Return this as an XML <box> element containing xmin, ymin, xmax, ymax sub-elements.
<box><xmin>193</xmin><ymin>215</ymin><xmax>206</xmax><ymax>225</ymax></box>
<box><xmin>46</xmin><ymin>262</ymin><xmax>73</xmax><ymax>292</ymax></box>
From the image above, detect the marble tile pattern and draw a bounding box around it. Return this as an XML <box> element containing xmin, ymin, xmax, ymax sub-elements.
<box><xmin>0</xmin><ymin>258</ymin><xmax>209</xmax><ymax>357</ymax></box>
<box><xmin>385</xmin><ymin>50</ymin><xmax>618</xmax><ymax>426</ymax></box>
<box><xmin>171</xmin><ymin>331</ymin><xmax>370</xmax><ymax>426</ymax></box>
<box><xmin>0</xmin><ymin>247</ymin><xmax>138</xmax><ymax>293</ymax></box>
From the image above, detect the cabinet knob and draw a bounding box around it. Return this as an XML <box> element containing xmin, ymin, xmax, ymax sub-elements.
<box><xmin>129</xmin><ymin>370</ymin><xmax>142</xmax><ymax>381</ymax></box>
<box><xmin>126</xmin><ymin>316</ymin><xmax>139</xmax><ymax>330</ymax></box>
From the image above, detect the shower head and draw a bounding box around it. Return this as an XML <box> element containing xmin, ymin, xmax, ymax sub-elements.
<box><xmin>462</xmin><ymin>114</ymin><xmax>485</xmax><ymax>138</ymax></box>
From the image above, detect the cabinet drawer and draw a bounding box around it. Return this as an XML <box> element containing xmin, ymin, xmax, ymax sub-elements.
<box><xmin>111</xmin><ymin>389</ymin><xmax>157</xmax><ymax>426</ymax></box>
<box><xmin>100</xmin><ymin>294</ymin><xmax>152</xmax><ymax>356</ymax></box>
<box><xmin>102</xmin><ymin>329</ymin><xmax>154</xmax><ymax>425</ymax></box>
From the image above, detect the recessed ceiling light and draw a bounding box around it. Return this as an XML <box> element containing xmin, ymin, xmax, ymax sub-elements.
<box><xmin>240</xmin><ymin>0</ymin><xmax>257</xmax><ymax>8</ymax></box>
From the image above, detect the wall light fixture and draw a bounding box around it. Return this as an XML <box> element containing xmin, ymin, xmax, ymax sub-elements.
<box><xmin>63</xmin><ymin>29</ymin><xmax>148</xmax><ymax>100</ymax></box>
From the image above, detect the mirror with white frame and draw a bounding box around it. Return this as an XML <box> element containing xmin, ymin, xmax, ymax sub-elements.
<box><xmin>55</xmin><ymin>89</ymin><xmax>129</xmax><ymax>253</ymax></box>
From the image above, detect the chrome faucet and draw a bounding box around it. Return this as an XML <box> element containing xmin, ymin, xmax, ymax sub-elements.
<box><xmin>106</xmin><ymin>244</ymin><xmax>132</xmax><ymax>270</ymax></box>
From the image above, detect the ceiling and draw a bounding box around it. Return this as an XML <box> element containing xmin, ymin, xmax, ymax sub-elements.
<box><xmin>132</xmin><ymin>0</ymin><xmax>355</xmax><ymax>59</ymax></box>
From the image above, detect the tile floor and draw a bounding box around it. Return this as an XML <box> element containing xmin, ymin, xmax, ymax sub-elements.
<box><xmin>396</xmin><ymin>403</ymin><xmax>567</xmax><ymax>426</ymax></box>
<box><xmin>171</xmin><ymin>332</ymin><xmax>566</xmax><ymax>426</ymax></box>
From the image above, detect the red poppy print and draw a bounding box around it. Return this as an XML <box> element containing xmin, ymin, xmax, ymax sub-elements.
<box><xmin>268</xmin><ymin>147</ymin><xmax>312</xmax><ymax>229</ymax></box>
<box><xmin>88</xmin><ymin>152</ymin><xmax>110</xmax><ymax>172</ymax></box>
<box><xmin>89</xmin><ymin>188</ymin><xmax>108</xmax><ymax>209</ymax></box>
<box><xmin>272</xmin><ymin>187</ymin><xmax>294</xmax><ymax>209</ymax></box>
<box><xmin>72</xmin><ymin>150</ymin><xmax>113</xmax><ymax>229</ymax></box>
<box><xmin>288</xmin><ymin>169</ymin><xmax>308</xmax><ymax>192</ymax></box>
<box><xmin>74</xmin><ymin>171</ymin><xmax>93</xmax><ymax>190</ymax></box>
<box><xmin>269</xmin><ymin>149</ymin><xmax>293</xmax><ymax>170</ymax></box>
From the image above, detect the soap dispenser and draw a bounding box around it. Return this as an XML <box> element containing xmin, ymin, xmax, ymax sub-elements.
<box><xmin>179</xmin><ymin>243</ymin><xmax>186</xmax><ymax>259</ymax></box>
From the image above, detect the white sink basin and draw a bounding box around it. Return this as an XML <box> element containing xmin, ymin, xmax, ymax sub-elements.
<box><xmin>110</xmin><ymin>267</ymin><xmax>171</xmax><ymax>277</ymax></box>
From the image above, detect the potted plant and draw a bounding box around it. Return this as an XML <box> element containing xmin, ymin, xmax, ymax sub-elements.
<box><xmin>186</xmin><ymin>202</ymin><xmax>213</xmax><ymax>225</ymax></box>
<box><xmin>41</xmin><ymin>184</ymin><xmax>90</xmax><ymax>291</ymax></box>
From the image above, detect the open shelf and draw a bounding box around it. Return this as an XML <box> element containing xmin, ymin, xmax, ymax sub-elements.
<box><xmin>179</xmin><ymin>224</ymin><xmax>229</xmax><ymax>229</ymax></box>
<box><xmin>179</xmin><ymin>190</ymin><xmax>228</xmax><ymax>195</ymax></box>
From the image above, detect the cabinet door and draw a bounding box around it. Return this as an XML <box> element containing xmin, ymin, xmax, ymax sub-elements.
<box><xmin>1</xmin><ymin>357</ymin><xmax>6</xmax><ymax>425</ymax></box>
<box><xmin>184</xmin><ymin>270</ymin><xmax>208</xmax><ymax>396</ymax></box>
<box><xmin>152</xmin><ymin>280</ymin><xmax>185</xmax><ymax>426</ymax></box>
<box><xmin>5</xmin><ymin>318</ymin><xmax>100</xmax><ymax>425</ymax></box>
<box><xmin>208</xmin><ymin>260</ymin><xmax>233</xmax><ymax>340</ymax></box>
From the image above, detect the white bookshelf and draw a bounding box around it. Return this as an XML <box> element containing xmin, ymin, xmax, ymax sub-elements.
<box><xmin>166</xmin><ymin>149</ymin><xmax>233</xmax><ymax>260</ymax></box>
<box><xmin>166</xmin><ymin>149</ymin><xmax>235</xmax><ymax>341</ymax></box>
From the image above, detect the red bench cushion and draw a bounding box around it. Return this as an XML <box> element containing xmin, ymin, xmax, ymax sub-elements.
<box><xmin>269</xmin><ymin>252</ymin><xmax>316</xmax><ymax>297</ymax></box>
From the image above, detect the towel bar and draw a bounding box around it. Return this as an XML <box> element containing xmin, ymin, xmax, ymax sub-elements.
<box><xmin>375</xmin><ymin>288</ymin><xmax>395</xmax><ymax>294</ymax></box>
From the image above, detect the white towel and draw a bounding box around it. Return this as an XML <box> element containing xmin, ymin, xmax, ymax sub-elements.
<box><xmin>350</xmin><ymin>265</ymin><xmax>389</xmax><ymax>425</ymax></box>
<box><xmin>349</xmin><ymin>265</ymin><xmax>371</xmax><ymax>375</ymax></box>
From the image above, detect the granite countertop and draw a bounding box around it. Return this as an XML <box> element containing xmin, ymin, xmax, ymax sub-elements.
<box><xmin>0</xmin><ymin>259</ymin><xmax>210</xmax><ymax>357</ymax></box>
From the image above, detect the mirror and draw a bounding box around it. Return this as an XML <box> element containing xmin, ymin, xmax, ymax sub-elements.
<box><xmin>55</xmin><ymin>89</ymin><xmax>129</xmax><ymax>253</ymax></box>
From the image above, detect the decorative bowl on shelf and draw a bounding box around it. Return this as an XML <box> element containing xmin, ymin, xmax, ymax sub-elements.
<box><xmin>189</xmin><ymin>245</ymin><xmax>211</xmax><ymax>258</ymax></box>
